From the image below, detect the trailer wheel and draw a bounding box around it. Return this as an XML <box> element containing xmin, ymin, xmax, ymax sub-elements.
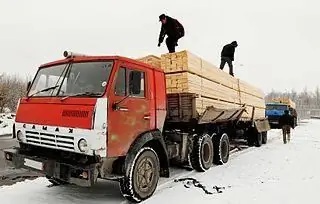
<box><xmin>119</xmin><ymin>147</ymin><xmax>160</xmax><ymax>203</ymax></box>
<box><xmin>190</xmin><ymin>133</ymin><xmax>214</xmax><ymax>172</ymax></box>
<box><xmin>262</xmin><ymin>131</ymin><xmax>268</xmax><ymax>144</ymax></box>
<box><xmin>255</xmin><ymin>132</ymin><xmax>262</xmax><ymax>147</ymax></box>
<box><xmin>213</xmin><ymin>133</ymin><xmax>230</xmax><ymax>165</ymax></box>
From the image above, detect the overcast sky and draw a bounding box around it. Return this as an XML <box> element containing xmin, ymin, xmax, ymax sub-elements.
<box><xmin>1</xmin><ymin>0</ymin><xmax>319</xmax><ymax>94</ymax></box>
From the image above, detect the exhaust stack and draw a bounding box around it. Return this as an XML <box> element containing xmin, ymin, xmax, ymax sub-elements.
<box><xmin>63</xmin><ymin>51</ymin><xmax>87</xmax><ymax>58</ymax></box>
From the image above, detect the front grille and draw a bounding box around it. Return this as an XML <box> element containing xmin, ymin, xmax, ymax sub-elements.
<box><xmin>25</xmin><ymin>130</ymin><xmax>75</xmax><ymax>150</ymax></box>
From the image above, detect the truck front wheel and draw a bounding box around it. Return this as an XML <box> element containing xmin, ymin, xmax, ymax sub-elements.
<box><xmin>119</xmin><ymin>147</ymin><xmax>160</xmax><ymax>203</ymax></box>
<box><xmin>190</xmin><ymin>133</ymin><xmax>214</xmax><ymax>172</ymax></box>
<box><xmin>213</xmin><ymin>133</ymin><xmax>230</xmax><ymax>165</ymax></box>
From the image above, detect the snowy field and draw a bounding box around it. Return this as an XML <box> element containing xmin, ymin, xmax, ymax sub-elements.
<box><xmin>0</xmin><ymin>113</ymin><xmax>14</xmax><ymax>136</ymax></box>
<box><xmin>0</xmin><ymin>120</ymin><xmax>319</xmax><ymax>204</ymax></box>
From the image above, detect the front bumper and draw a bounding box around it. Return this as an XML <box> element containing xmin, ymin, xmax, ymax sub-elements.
<box><xmin>4</xmin><ymin>148</ymin><xmax>99</xmax><ymax>187</ymax></box>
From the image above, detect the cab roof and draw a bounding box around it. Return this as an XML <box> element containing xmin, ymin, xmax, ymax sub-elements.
<box><xmin>39</xmin><ymin>55</ymin><xmax>164</xmax><ymax>72</ymax></box>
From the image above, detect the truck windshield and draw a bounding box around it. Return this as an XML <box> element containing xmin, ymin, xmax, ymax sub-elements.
<box><xmin>28</xmin><ymin>61</ymin><xmax>113</xmax><ymax>97</ymax></box>
<box><xmin>266</xmin><ymin>104</ymin><xmax>288</xmax><ymax>110</ymax></box>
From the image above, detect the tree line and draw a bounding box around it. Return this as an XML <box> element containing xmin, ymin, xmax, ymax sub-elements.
<box><xmin>265</xmin><ymin>88</ymin><xmax>320</xmax><ymax>119</ymax></box>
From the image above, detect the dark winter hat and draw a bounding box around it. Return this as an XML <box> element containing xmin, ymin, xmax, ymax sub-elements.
<box><xmin>231</xmin><ymin>41</ymin><xmax>238</xmax><ymax>46</ymax></box>
<box><xmin>159</xmin><ymin>14</ymin><xmax>166</xmax><ymax>21</ymax></box>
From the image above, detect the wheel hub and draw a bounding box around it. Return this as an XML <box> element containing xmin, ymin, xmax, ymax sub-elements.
<box><xmin>137</xmin><ymin>158</ymin><xmax>154</xmax><ymax>192</ymax></box>
<box><xmin>202</xmin><ymin>143</ymin><xmax>210</xmax><ymax>163</ymax></box>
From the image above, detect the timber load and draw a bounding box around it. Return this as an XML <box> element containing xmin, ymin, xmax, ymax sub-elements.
<box><xmin>266</xmin><ymin>97</ymin><xmax>296</xmax><ymax>109</ymax></box>
<box><xmin>137</xmin><ymin>50</ymin><xmax>266</xmax><ymax>122</ymax></box>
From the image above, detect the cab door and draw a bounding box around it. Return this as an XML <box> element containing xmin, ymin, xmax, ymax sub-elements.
<box><xmin>107</xmin><ymin>61</ymin><xmax>155</xmax><ymax>157</ymax></box>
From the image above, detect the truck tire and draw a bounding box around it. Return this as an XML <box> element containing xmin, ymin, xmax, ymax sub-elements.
<box><xmin>262</xmin><ymin>131</ymin><xmax>268</xmax><ymax>144</ymax></box>
<box><xmin>119</xmin><ymin>147</ymin><xmax>160</xmax><ymax>203</ymax></box>
<box><xmin>213</xmin><ymin>133</ymin><xmax>230</xmax><ymax>165</ymax></box>
<box><xmin>190</xmin><ymin>133</ymin><xmax>214</xmax><ymax>172</ymax></box>
<box><xmin>255</xmin><ymin>132</ymin><xmax>262</xmax><ymax>147</ymax></box>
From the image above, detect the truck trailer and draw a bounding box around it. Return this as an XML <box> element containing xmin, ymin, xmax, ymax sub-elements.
<box><xmin>4</xmin><ymin>51</ymin><xmax>270</xmax><ymax>203</ymax></box>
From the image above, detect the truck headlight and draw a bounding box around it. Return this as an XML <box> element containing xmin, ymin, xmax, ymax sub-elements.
<box><xmin>17</xmin><ymin>131</ymin><xmax>24</xmax><ymax>142</ymax></box>
<box><xmin>78</xmin><ymin>139</ymin><xmax>88</xmax><ymax>152</ymax></box>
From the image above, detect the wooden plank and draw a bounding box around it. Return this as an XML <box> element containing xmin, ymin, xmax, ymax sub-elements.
<box><xmin>136</xmin><ymin>55</ymin><xmax>161</xmax><ymax>68</ymax></box>
<box><xmin>141</xmin><ymin>50</ymin><xmax>266</xmax><ymax>121</ymax></box>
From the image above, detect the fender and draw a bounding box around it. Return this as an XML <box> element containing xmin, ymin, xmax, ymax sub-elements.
<box><xmin>124</xmin><ymin>130</ymin><xmax>170</xmax><ymax>178</ymax></box>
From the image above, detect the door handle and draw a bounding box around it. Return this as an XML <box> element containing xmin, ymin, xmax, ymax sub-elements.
<box><xmin>144</xmin><ymin>115</ymin><xmax>151</xmax><ymax>120</ymax></box>
<box><xmin>118</xmin><ymin>107</ymin><xmax>129</xmax><ymax>112</ymax></box>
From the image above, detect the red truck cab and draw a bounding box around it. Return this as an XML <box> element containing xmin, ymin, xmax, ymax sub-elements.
<box><xmin>5</xmin><ymin>52</ymin><xmax>170</xmax><ymax>202</ymax></box>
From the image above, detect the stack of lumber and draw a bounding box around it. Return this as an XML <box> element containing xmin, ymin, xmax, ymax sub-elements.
<box><xmin>137</xmin><ymin>50</ymin><xmax>266</xmax><ymax>120</ymax></box>
<box><xmin>136</xmin><ymin>55</ymin><xmax>161</xmax><ymax>68</ymax></box>
<box><xmin>266</xmin><ymin>97</ymin><xmax>296</xmax><ymax>109</ymax></box>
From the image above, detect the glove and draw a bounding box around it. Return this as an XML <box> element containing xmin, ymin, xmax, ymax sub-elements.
<box><xmin>158</xmin><ymin>42</ymin><xmax>161</xmax><ymax>47</ymax></box>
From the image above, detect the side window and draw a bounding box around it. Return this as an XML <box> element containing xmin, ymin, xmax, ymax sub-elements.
<box><xmin>129</xmin><ymin>70</ymin><xmax>145</xmax><ymax>97</ymax></box>
<box><xmin>115</xmin><ymin>67</ymin><xmax>126</xmax><ymax>96</ymax></box>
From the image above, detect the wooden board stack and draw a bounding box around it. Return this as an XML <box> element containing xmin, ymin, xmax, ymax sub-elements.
<box><xmin>266</xmin><ymin>97</ymin><xmax>296</xmax><ymax>109</ymax></box>
<box><xmin>136</xmin><ymin>55</ymin><xmax>161</xmax><ymax>68</ymax></box>
<box><xmin>137</xmin><ymin>50</ymin><xmax>266</xmax><ymax>120</ymax></box>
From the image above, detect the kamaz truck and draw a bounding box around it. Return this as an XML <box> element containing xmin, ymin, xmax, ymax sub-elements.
<box><xmin>4</xmin><ymin>51</ymin><xmax>270</xmax><ymax>203</ymax></box>
<box><xmin>266</xmin><ymin>98</ymin><xmax>297</xmax><ymax>128</ymax></box>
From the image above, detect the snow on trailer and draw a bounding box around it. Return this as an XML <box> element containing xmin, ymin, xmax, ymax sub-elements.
<box><xmin>4</xmin><ymin>50</ymin><xmax>270</xmax><ymax>203</ymax></box>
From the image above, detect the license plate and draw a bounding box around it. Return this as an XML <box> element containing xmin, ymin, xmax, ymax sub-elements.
<box><xmin>24</xmin><ymin>158</ymin><xmax>43</xmax><ymax>170</ymax></box>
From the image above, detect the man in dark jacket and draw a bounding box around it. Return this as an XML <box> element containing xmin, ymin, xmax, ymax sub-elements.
<box><xmin>220</xmin><ymin>41</ymin><xmax>238</xmax><ymax>76</ymax></box>
<box><xmin>158</xmin><ymin>14</ymin><xmax>185</xmax><ymax>53</ymax></box>
<box><xmin>279</xmin><ymin>110</ymin><xmax>295</xmax><ymax>144</ymax></box>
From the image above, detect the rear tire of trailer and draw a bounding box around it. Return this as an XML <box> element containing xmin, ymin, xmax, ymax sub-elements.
<box><xmin>262</xmin><ymin>131</ymin><xmax>268</xmax><ymax>144</ymax></box>
<box><xmin>119</xmin><ymin>147</ymin><xmax>160</xmax><ymax>203</ymax></box>
<box><xmin>255</xmin><ymin>132</ymin><xmax>262</xmax><ymax>147</ymax></box>
<box><xmin>213</xmin><ymin>133</ymin><xmax>230</xmax><ymax>165</ymax></box>
<box><xmin>190</xmin><ymin>133</ymin><xmax>214</xmax><ymax>172</ymax></box>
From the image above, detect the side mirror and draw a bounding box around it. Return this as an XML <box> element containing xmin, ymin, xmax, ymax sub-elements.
<box><xmin>27</xmin><ymin>81</ymin><xmax>31</xmax><ymax>92</ymax></box>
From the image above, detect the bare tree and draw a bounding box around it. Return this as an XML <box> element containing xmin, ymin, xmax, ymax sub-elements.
<box><xmin>0</xmin><ymin>73</ymin><xmax>28</xmax><ymax>113</ymax></box>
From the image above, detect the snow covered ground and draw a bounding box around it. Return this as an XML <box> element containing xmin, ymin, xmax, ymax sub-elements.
<box><xmin>0</xmin><ymin>113</ymin><xmax>14</xmax><ymax>136</ymax></box>
<box><xmin>0</xmin><ymin>120</ymin><xmax>319</xmax><ymax>204</ymax></box>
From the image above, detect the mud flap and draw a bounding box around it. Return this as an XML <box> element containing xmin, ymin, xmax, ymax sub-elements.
<box><xmin>254</xmin><ymin>119</ymin><xmax>271</xmax><ymax>133</ymax></box>
<box><xmin>198</xmin><ymin>106</ymin><xmax>246</xmax><ymax>124</ymax></box>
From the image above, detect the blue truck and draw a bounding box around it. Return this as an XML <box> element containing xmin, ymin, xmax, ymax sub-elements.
<box><xmin>266</xmin><ymin>100</ymin><xmax>297</xmax><ymax>129</ymax></box>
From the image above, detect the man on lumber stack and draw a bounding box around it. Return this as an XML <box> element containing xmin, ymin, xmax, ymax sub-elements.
<box><xmin>220</xmin><ymin>41</ymin><xmax>238</xmax><ymax>76</ymax></box>
<box><xmin>158</xmin><ymin>14</ymin><xmax>185</xmax><ymax>53</ymax></box>
<box><xmin>279</xmin><ymin>110</ymin><xmax>295</xmax><ymax>144</ymax></box>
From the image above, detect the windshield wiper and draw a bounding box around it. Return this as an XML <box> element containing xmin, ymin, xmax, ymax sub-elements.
<box><xmin>27</xmin><ymin>85</ymin><xmax>59</xmax><ymax>100</ymax></box>
<box><xmin>60</xmin><ymin>92</ymin><xmax>102</xmax><ymax>101</ymax></box>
